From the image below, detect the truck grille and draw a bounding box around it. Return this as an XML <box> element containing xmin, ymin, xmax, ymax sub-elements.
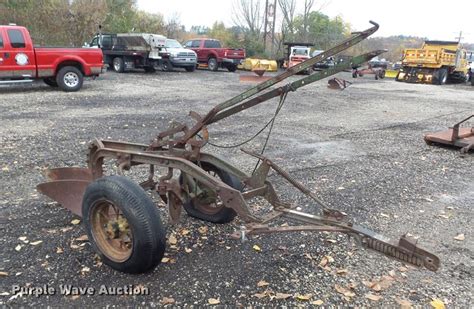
<box><xmin>178</xmin><ymin>52</ymin><xmax>195</xmax><ymax>57</ymax></box>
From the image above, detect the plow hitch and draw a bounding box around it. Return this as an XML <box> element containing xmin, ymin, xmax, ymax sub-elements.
<box><xmin>234</xmin><ymin>149</ymin><xmax>440</xmax><ymax>271</ymax></box>
<box><xmin>37</xmin><ymin>21</ymin><xmax>440</xmax><ymax>274</ymax></box>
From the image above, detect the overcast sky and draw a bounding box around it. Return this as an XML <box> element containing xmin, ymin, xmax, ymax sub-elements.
<box><xmin>137</xmin><ymin>0</ymin><xmax>474</xmax><ymax>43</ymax></box>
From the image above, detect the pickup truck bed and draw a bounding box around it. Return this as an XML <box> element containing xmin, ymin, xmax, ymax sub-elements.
<box><xmin>184</xmin><ymin>38</ymin><xmax>245</xmax><ymax>72</ymax></box>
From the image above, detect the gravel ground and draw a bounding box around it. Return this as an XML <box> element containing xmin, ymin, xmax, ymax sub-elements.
<box><xmin>0</xmin><ymin>69</ymin><xmax>473</xmax><ymax>307</ymax></box>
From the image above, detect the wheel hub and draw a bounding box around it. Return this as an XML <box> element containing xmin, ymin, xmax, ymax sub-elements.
<box><xmin>64</xmin><ymin>72</ymin><xmax>79</xmax><ymax>87</ymax></box>
<box><xmin>90</xmin><ymin>201</ymin><xmax>133</xmax><ymax>262</ymax></box>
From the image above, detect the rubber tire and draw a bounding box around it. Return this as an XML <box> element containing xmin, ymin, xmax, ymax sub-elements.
<box><xmin>185</xmin><ymin>66</ymin><xmax>196</xmax><ymax>72</ymax></box>
<box><xmin>208</xmin><ymin>58</ymin><xmax>218</xmax><ymax>71</ymax></box>
<box><xmin>395</xmin><ymin>71</ymin><xmax>402</xmax><ymax>82</ymax></box>
<box><xmin>181</xmin><ymin>163</ymin><xmax>243</xmax><ymax>224</ymax></box>
<box><xmin>82</xmin><ymin>176</ymin><xmax>166</xmax><ymax>274</ymax></box>
<box><xmin>436</xmin><ymin>68</ymin><xmax>447</xmax><ymax>85</ymax></box>
<box><xmin>144</xmin><ymin>66</ymin><xmax>156</xmax><ymax>73</ymax></box>
<box><xmin>471</xmin><ymin>75</ymin><xmax>474</xmax><ymax>86</ymax></box>
<box><xmin>56</xmin><ymin>66</ymin><xmax>83</xmax><ymax>92</ymax></box>
<box><xmin>162</xmin><ymin>60</ymin><xmax>173</xmax><ymax>72</ymax></box>
<box><xmin>227</xmin><ymin>64</ymin><xmax>237</xmax><ymax>72</ymax></box>
<box><xmin>113</xmin><ymin>57</ymin><xmax>125</xmax><ymax>73</ymax></box>
<box><xmin>375</xmin><ymin>74</ymin><xmax>379</xmax><ymax>80</ymax></box>
<box><xmin>43</xmin><ymin>77</ymin><xmax>58</xmax><ymax>87</ymax></box>
<box><xmin>379</xmin><ymin>70</ymin><xmax>386</xmax><ymax>79</ymax></box>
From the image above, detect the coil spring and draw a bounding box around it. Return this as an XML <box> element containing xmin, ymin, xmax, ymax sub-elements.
<box><xmin>363</xmin><ymin>237</ymin><xmax>423</xmax><ymax>267</ymax></box>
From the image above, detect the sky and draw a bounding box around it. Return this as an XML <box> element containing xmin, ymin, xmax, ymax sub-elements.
<box><xmin>137</xmin><ymin>0</ymin><xmax>474</xmax><ymax>43</ymax></box>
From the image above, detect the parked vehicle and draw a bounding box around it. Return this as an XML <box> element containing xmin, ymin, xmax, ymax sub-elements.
<box><xmin>159</xmin><ymin>39</ymin><xmax>197</xmax><ymax>72</ymax></box>
<box><xmin>0</xmin><ymin>24</ymin><xmax>103</xmax><ymax>91</ymax></box>
<box><xmin>88</xmin><ymin>33</ymin><xmax>165</xmax><ymax>73</ymax></box>
<box><xmin>183</xmin><ymin>38</ymin><xmax>245</xmax><ymax>72</ymax></box>
<box><xmin>312</xmin><ymin>50</ymin><xmax>335</xmax><ymax>70</ymax></box>
<box><xmin>396</xmin><ymin>40</ymin><xmax>470</xmax><ymax>85</ymax></box>
<box><xmin>467</xmin><ymin>50</ymin><xmax>473</xmax><ymax>85</ymax></box>
<box><xmin>288</xmin><ymin>46</ymin><xmax>312</xmax><ymax>74</ymax></box>
<box><xmin>352</xmin><ymin>56</ymin><xmax>388</xmax><ymax>80</ymax></box>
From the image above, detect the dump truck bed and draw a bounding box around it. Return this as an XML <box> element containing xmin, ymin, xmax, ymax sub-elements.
<box><xmin>402</xmin><ymin>41</ymin><xmax>459</xmax><ymax>69</ymax></box>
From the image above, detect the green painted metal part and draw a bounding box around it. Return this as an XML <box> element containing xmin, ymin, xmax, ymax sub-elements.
<box><xmin>176</xmin><ymin>21</ymin><xmax>380</xmax><ymax>145</ymax></box>
<box><xmin>212</xmin><ymin>21</ymin><xmax>380</xmax><ymax>113</ymax></box>
<box><xmin>209</xmin><ymin>50</ymin><xmax>387</xmax><ymax>124</ymax></box>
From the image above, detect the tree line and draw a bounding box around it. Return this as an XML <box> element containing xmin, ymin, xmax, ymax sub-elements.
<box><xmin>1</xmin><ymin>0</ymin><xmax>466</xmax><ymax>62</ymax></box>
<box><xmin>0</xmin><ymin>0</ymin><xmax>167</xmax><ymax>46</ymax></box>
<box><xmin>0</xmin><ymin>0</ymin><xmax>347</xmax><ymax>56</ymax></box>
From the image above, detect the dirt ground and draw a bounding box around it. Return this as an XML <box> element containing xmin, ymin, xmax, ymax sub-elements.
<box><xmin>0</xmin><ymin>68</ymin><xmax>473</xmax><ymax>307</ymax></box>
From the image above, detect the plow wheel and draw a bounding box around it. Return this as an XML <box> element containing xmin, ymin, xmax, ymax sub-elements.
<box><xmin>82</xmin><ymin>176</ymin><xmax>166</xmax><ymax>274</ymax></box>
<box><xmin>180</xmin><ymin>163</ymin><xmax>243</xmax><ymax>224</ymax></box>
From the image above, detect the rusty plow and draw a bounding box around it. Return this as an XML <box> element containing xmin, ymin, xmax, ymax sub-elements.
<box><xmin>37</xmin><ymin>21</ymin><xmax>440</xmax><ymax>274</ymax></box>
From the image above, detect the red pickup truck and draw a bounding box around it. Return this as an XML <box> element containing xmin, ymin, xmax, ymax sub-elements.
<box><xmin>183</xmin><ymin>38</ymin><xmax>245</xmax><ymax>72</ymax></box>
<box><xmin>0</xmin><ymin>25</ymin><xmax>103</xmax><ymax>91</ymax></box>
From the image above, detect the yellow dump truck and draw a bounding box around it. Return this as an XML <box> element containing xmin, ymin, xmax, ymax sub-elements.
<box><xmin>396</xmin><ymin>41</ymin><xmax>469</xmax><ymax>84</ymax></box>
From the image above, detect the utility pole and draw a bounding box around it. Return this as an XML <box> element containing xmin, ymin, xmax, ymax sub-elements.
<box><xmin>263</xmin><ymin>0</ymin><xmax>277</xmax><ymax>57</ymax></box>
<box><xmin>455</xmin><ymin>31</ymin><xmax>463</xmax><ymax>43</ymax></box>
<box><xmin>263</xmin><ymin>0</ymin><xmax>269</xmax><ymax>52</ymax></box>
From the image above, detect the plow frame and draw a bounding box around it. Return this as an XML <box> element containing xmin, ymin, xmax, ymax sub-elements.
<box><xmin>83</xmin><ymin>137</ymin><xmax>439</xmax><ymax>271</ymax></box>
<box><xmin>37</xmin><ymin>21</ymin><xmax>441</xmax><ymax>273</ymax></box>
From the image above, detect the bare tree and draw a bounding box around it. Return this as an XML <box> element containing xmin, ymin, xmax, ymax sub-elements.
<box><xmin>232</xmin><ymin>0</ymin><xmax>263</xmax><ymax>38</ymax></box>
<box><xmin>302</xmin><ymin>0</ymin><xmax>315</xmax><ymax>41</ymax></box>
<box><xmin>277</xmin><ymin>0</ymin><xmax>296</xmax><ymax>39</ymax></box>
<box><xmin>68</xmin><ymin>0</ymin><xmax>108</xmax><ymax>46</ymax></box>
<box><xmin>165</xmin><ymin>12</ymin><xmax>182</xmax><ymax>39</ymax></box>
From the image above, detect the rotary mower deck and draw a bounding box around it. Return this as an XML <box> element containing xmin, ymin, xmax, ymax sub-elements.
<box><xmin>424</xmin><ymin>115</ymin><xmax>474</xmax><ymax>153</ymax></box>
<box><xmin>37</xmin><ymin>22</ymin><xmax>440</xmax><ymax>274</ymax></box>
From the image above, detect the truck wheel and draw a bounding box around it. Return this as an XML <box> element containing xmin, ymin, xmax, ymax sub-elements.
<box><xmin>208</xmin><ymin>58</ymin><xmax>218</xmax><ymax>71</ymax></box>
<box><xmin>436</xmin><ymin>68</ymin><xmax>447</xmax><ymax>85</ymax></box>
<box><xmin>56</xmin><ymin>66</ymin><xmax>83</xmax><ymax>92</ymax></box>
<box><xmin>185</xmin><ymin>66</ymin><xmax>196</xmax><ymax>72</ymax></box>
<box><xmin>162</xmin><ymin>60</ymin><xmax>173</xmax><ymax>72</ymax></box>
<box><xmin>227</xmin><ymin>64</ymin><xmax>237</xmax><ymax>72</ymax></box>
<box><xmin>144</xmin><ymin>66</ymin><xmax>156</xmax><ymax>73</ymax></box>
<box><xmin>379</xmin><ymin>70</ymin><xmax>386</xmax><ymax>79</ymax></box>
<box><xmin>113</xmin><ymin>57</ymin><xmax>125</xmax><ymax>73</ymax></box>
<box><xmin>43</xmin><ymin>77</ymin><xmax>58</xmax><ymax>87</ymax></box>
<box><xmin>180</xmin><ymin>162</ymin><xmax>242</xmax><ymax>224</ymax></box>
<box><xmin>82</xmin><ymin>175</ymin><xmax>166</xmax><ymax>274</ymax></box>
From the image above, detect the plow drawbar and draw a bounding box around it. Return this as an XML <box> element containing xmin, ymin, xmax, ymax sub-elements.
<box><xmin>37</xmin><ymin>21</ymin><xmax>440</xmax><ymax>274</ymax></box>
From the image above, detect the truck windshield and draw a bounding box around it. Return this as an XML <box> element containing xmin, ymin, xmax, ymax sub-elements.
<box><xmin>293</xmin><ymin>48</ymin><xmax>309</xmax><ymax>56</ymax></box>
<box><xmin>165</xmin><ymin>39</ymin><xmax>182</xmax><ymax>48</ymax></box>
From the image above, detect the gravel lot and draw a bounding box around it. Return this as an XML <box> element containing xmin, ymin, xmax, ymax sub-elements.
<box><xmin>0</xmin><ymin>68</ymin><xmax>473</xmax><ymax>307</ymax></box>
